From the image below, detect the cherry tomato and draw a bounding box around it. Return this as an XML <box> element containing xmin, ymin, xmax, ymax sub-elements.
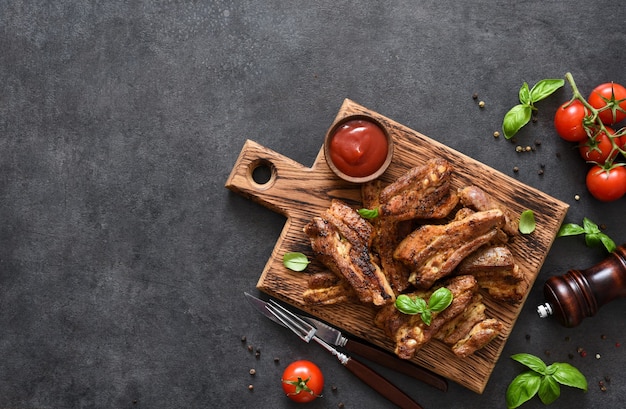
<box><xmin>578</xmin><ymin>127</ymin><xmax>620</xmax><ymax>164</ymax></box>
<box><xmin>588</xmin><ymin>82</ymin><xmax>626</xmax><ymax>125</ymax></box>
<box><xmin>586</xmin><ymin>165</ymin><xmax>626</xmax><ymax>202</ymax></box>
<box><xmin>554</xmin><ymin>100</ymin><xmax>589</xmax><ymax>142</ymax></box>
<box><xmin>281</xmin><ymin>360</ymin><xmax>324</xmax><ymax>403</ymax></box>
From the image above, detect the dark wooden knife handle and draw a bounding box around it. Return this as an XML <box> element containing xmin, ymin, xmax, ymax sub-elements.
<box><xmin>344</xmin><ymin>339</ymin><xmax>447</xmax><ymax>391</ymax></box>
<box><xmin>343</xmin><ymin>357</ymin><xmax>423</xmax><ymax>409</ymax></box>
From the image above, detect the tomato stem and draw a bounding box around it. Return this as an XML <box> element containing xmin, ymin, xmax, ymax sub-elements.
<box><xmin>564</xmin><ymin>72</ymin><xmax>626</xmax><ymax>167</ymax></box>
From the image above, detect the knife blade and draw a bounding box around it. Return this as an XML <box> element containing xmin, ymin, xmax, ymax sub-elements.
<box><xmin>261</xmin><ymin>295</ymin><xmax>425</xmax><ymax>409</ymax></box>
<box><xmin>244</xmin><ymin>292</ymin><xmax>447</xmax><ymax>392</ymax></box>
<box><xmin>305</xmin><ymin>316</ymin><xmax>448</xmax><ymax>392</ymax></box>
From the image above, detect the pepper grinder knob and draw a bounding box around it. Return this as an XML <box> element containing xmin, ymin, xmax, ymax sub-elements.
<box><xmin>537</xmin><ymin>244</ymin><xmax>626</xmax><ymax>327</ymax></box>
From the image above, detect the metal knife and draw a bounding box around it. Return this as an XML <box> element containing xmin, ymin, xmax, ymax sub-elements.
<box><xmin>244</xmin><ymin>292</ymin><xmax>447</xmax><ymax>392</ymax></box>
<box><xmin>248</xmin><ymin>293</ymin><xmax>424</xmax><ymax>409</ymax></box>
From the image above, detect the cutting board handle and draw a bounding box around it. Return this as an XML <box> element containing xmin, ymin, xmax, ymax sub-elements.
<box><xmin>225</xmin><ymin>139</ymin><xmax>361</xmax><ymax>219</ymax></box>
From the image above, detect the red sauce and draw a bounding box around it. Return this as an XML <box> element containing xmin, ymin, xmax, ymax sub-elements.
<box><xmin>328</xmin><ymin>119</ymin><xmax>388</xmax><ymax>178</ymax></box>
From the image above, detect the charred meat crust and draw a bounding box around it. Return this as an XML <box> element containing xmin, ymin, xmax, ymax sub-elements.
<box><xmin>362</xmin><ymin>180</ymin><xmax>412</xmax><ymax>294</ymax></box>
<box><xmin>303</xmin><ymin>199</ymin><xmax>395</xmax><ymax>306</ymax></box>
<box><xmin>394</xmin><ymin>209</ymin><xmax>506</xmax><ymax>289</ymax></box>
<box><xmin>378</xmin><ymin>158</ymin><xmax>457</xmax><ymax>221</ymax></box>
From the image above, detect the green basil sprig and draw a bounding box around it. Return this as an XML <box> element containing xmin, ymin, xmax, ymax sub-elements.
<box><xmin>557</xmin><ymin>217</ymin><xmax>616</xmax><ymax>253</ymax></box>
<box><xmin>394</xmin><ymin>287</ymin><xmax>453</xmax><ymax>325</ymax></box>
<box><xmin>506</xmin><ymin>353</ymin><xmax>587</xmax><ymax>409</ymax></box>
<box><xmin>502</xmin><ymin>79</ymin><xmax>564</xmax><ymax>139</ymax></box>
<box><xmin>282</xmin><ymin>252</ymin><xmax>310</xmax><ymax>272</ymax></box>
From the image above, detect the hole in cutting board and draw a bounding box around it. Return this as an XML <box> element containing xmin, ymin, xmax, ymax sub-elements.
<box><xmin>249</xmin><ymin>159</ymin><xmax>276</xmax><ymax>190</ymax></box>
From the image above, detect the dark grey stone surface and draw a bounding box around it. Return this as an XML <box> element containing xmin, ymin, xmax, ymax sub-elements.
<box><xmin>1</xmin><ymin>1</ymin><xmax>625</xmax><ymax>408</ymax></box>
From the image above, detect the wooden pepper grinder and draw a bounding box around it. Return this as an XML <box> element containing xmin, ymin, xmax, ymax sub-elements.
<box><xmin>537</xmin><ymin>244</ymin><xmax>626</xmax><ymax>327</ymax></box>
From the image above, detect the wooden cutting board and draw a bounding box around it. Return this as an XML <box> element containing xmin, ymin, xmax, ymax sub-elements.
<box><xmin>225</xmin><ymin>99</ymin><xmax>569</xmax><ymax>393</ymax></box>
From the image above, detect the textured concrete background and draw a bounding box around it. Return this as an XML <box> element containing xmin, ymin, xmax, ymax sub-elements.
<box><xmin>1</xmin><ymin>1</ymin><xmax>625</xmax><ymax>408</ymax></box>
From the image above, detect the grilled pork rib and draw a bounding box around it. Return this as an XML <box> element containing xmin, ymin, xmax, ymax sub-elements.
<box><xmin>457</xmin><ymin>245</ymin><xmax>528</xmax><ymax>302</ymax></box>
<box><xmin>394</xmin><ymin>209</ymin><xmax>506</xmax><ymax>289</ymax></box>
<box><xmin>378</xmin><ymin>158</ymin><xmax>458</xmax><ymax>221</ymax></box>
<box><xmin>302</xmin><ymin>271</ymin><xmax>356</xmax><ymax>305</ymax></box>
<box><xmin>362</xmin><ymin>180</ymin><xmax>413</xmax><ymax>294</ymax></box>
<box><xmin>374</xmin><ymin>275</ymin><xmax>479</xmax><ymax>359</ymax></box>
<box><xmin>459</xmin><ymin>185</ymin><xmax>519</xmax><ymax>237</ymax></box>
<box><xmin>450</xmin><ymin>318</ymin><xmax>504</xmax><ymax>358</ymax></box>
<box><xmin>303</xmin><ymin>199</ymin><xmax>395</xmax><ymax>306</ymax></box>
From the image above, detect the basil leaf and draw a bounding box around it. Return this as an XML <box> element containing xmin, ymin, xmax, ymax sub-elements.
<box><xmin>582</xmin><ymin>217</ymin><xmax>600</xmax><ymax>234</ymax></box>
<box><xmin>530</xmin><ymin>79</ymin><xmax>565</xmax><ymax>103</ymax></box>
<box><xmin>358</xmin><ymin>207</ymin><xmax>379</xmax><ymax>219</ymax></box>
<box><xmin>585</xmin><ymin>232</ymin><xmax>601</xmax><ymax>248</ymax></box>
<box><xmin>428</xmin><ymin>287</ymin><xmax>453</xmax><ymax>312</ymax></box>
<box><xmin>395</xmin><ymin>294</ymin><xmax>420</xmax><ymax>315</ymax></box>
<box><xmin>503</xmin><ymin>104</ymin><xmax>532</xmax><ymax>139</ymax></box>
<box><xmin>511</xmin><ymin>353</ymin><xmax>547</xmax><ymax>375</ymax></box>
<box><xmin>420</xmin><ymin>309</ymin><xmax>433</xmax><ymax>326</ymax></box>
<box><xmin>538</xmin><ymin>375</ymin><xmax>561</xmax><ymax>405</ymax></box>
<box><xmin>557</xmin><ymin>223</ymin><xmax>586</xmax><ymax>237</ymax></box>
<box><xmin>518</xmin><ymin>210</ymin><xmax>536</xmax><ymax>234</ymax></box>
<box><xmin>599</xmin><ymin>233</ymin><xmax>617</xmax><ymax>253</ymax></box>
<box><xmin>551</xmin><ymin>363</ymin><xmax>588</xmax><ymax>391</ymax></box>
<box><xmin>282</xmin><ymin>252</ymin><xmax>310</xmax><ymax>272</ymax></box>
<box><xmin>413</xmin><ymin>297</ymin><xmax>428</xmax><ymax>312</ymax></box>
<box><xmin>518</xmin><ymin>82</ymin><xmax>531</xmax><ymax>105</ymax></box>
<box><xmin>506</xmin><ymin>371</ymin><xmax>541</xmax><ymax>409</ymax></box>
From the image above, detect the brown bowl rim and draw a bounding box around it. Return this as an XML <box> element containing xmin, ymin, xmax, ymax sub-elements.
<box><xmin>323</xmin><ymin>114</ymin><xmax>394</xmax><ymax>183</ymax></box>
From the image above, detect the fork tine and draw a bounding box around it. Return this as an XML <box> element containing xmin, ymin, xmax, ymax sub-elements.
<box><xmin>267</xmin><ymin>300</ymin><xmax>316</xmax><ymax>342</ymax></box>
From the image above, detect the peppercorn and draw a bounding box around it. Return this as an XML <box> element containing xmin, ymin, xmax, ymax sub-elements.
<box><xmin>493</xmin><ymin>131</ymin><xmax>500</xmax><ymax>138</ymax></box>
<box><xmin>478</xmin><ymin>101</ymin><xmax>485</xmax><ymax>108</ymax></box>
<box><xmin>249</xmin><ymin>368</ymin><xmax>256</xmax><ymax>376</ymax></box>
<box><xmin>513</xmin><ymin>167</ymin><xmax>519</xmax><ymax>173</ymax></box>
<box><xmin>472</xmin><ymin>93</ymin><xmax>478</xmax><ymax>100</ymax></box>
<box><xmin>248</xmin><ymin>384</ymin><xmax>254</xmax><ymax>391</ymax></box>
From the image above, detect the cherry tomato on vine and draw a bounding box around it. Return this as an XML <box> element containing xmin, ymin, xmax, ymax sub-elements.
<box><xmin>585</xmin><ymin>165</ymin><xmax>626</xmax><ymax>202</ymax></box>
<box><xmin>554</xmin><ymin>100</ymin><xmax>589</xmax><ymax>142</ymax></box>
<box><xmin>588</xmin><ymin>82</ymin><xmax>626</xmax><ymax>125</ymax></box>
<box><xmin>578</xmin><ymin>127</ymin><xmax>621</xmax><ymax>164</ymax></box>
<box><xmin>281</xmin><ymin>360</ymin><xmax>324</xmax><ymax>403</ymax></box>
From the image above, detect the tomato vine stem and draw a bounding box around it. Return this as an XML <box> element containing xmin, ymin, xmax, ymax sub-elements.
<box><xmin>564</xmin><ymin>72</ymin><xmax>626</xmax><ymax>166</ymax></box>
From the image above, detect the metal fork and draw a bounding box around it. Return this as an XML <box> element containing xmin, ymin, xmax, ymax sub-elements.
<box><xmin>267</xmin><ymin>299</ymin><xmax>349</xmax><ymax>363</ymax></box>
<box><xmin>266</xmin><ymin>299</ymin><xmax>424</xmax><ymax>409</ymax></box>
